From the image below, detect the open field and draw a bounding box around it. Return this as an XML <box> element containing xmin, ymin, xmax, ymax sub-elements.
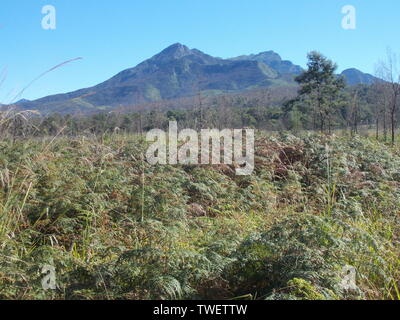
<box><xmin>0</xmin><ymin>132</ymin><xmax>399</xmax><ymax>300</ymax></box>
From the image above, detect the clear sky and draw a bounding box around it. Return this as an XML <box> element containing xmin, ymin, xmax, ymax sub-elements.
<box><xmin>1</xmin><ymin>0</ymin><xmax>399</xmax><ymax>102</ymax></box>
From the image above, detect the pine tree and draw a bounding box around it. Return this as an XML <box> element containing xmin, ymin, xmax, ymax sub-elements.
<box><xmin>295</xmin><ymin>52</ymin><xmax>345</xmax><ymax>133</ymax></box>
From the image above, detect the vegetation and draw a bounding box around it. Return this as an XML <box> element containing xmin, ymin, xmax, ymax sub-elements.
<box><xmin>0</xmin><ymin>51</ymin><xmax>399</xmax><ymax>300</ymax></box>
<box><xmin>292</xmin><ymin>51</ymin><xmax>346</xmax><ymax>133</ymax></box>
<box><xmin>0</xmin><ymin>132</ymin><xmax>398</xmax><ymax>300</ymax></box>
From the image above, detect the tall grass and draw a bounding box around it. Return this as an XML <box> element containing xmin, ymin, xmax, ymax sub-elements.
<box><xmin>0</xmin><ymin>132</ymin><xmax>398</xmax><ymax>300</ymax></box>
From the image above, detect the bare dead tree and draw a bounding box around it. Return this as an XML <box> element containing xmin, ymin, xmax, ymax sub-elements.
<box><xmin>377</xmin><ymin>48</ymin><xmax>400</xmax><ymax>145</ymax></box>
<box><xmin>349</xmin><ymin>89</ymin><xmax>359</xmax><ymax>136</ymax></box>
<box><xmin>371</xmin><ymin>80</ymin><xmax>390</xmax><ymax>141</ymax></box>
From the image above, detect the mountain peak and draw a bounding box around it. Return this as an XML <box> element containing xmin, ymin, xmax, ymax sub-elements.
<box><xmin>255</xmin><ymin>50</ymin><xmax>282</xmax><ymax>62</ymax></box>
<box><xmin>341</xmin><ymin>68</ymin><xmax>379</xmax><ymax>85</ymax></box>
<box><xmin>149</xmin><ymin>43</ymin><xmax>219</xmax><ymax>65</ymax></box>
<box><xmin>230</xmin><ymin>50</ymin><xmax>303</xmax><ymax>75</ymax></box>
<box><xmin>153</xmin><ymin>43</ymin><xmax>192</xmax><ymax>61</ymax></box>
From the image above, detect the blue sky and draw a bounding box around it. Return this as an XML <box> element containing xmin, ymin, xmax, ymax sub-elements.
<box><xmin>0</xmin><ymin>0</ymin><xmax>399</xmax><ymax>102</ymax></box>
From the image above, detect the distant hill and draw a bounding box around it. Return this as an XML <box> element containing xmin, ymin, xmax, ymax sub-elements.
<box><xmin>340</xmin><ymin>68</ymin><xmax>380</xmax><ymax>86</ymax></box>
<box><xmin>15</xmin><ymin>99</ymin><xmax>31</xmax><ymax>104</ymax></box>
<box><xmin>16</xmin><ymin>44</ymin><xmax>379</xmax><ymax>114</ymax></box>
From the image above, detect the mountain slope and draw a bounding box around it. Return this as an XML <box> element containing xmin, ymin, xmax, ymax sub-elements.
<box><xmin>340</xmin><ymin>68</ymin><xmax>380</xmax><ymax>86</ymax></box>
<box><xmin>18</xmin><ymin>44</ymin><xmax>285</xmax><ymax>114</ymax></box>
<box><xmin>17</xmin><ymin>44</ymin><xmax>379</xmax><ymax>114</ymax></box>
<box><xmin>230</xmin><ymin>50</ymin><xmax>303</xmax><ymax>75</ymax></box>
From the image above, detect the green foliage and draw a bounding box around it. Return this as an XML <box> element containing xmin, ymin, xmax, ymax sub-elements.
<box><xmin>292</xmin><ymin>51</ymin><xmax>346</xmax><ymax>133</ymax></box>
<box><xmin>0</xmin><ymin>133</ymin><xmax>399</xmax><ymax>300</ymax></box>
<box><xmin>286</xmin><ymin>278</ymin><xmax>326</xmax><ymax>300</ymax></box>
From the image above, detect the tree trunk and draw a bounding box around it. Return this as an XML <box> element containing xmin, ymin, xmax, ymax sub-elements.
<box><xmin>391</xmin><ymin>110</ymin><xmax>395</xmax><ymax>145</ymax></box>
<box><xmin>383</xmin><ymin>108</ymin><xmax>387</xmax><ymax>142</ymax></box>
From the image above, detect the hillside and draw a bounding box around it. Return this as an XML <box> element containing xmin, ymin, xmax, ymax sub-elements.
<box><xmin>341</xmin><ymin>68</ymin><xmax>379</xmax><ymax>86</ymax></box>
<box><xmin>16</xmin><ymin>44</ymin><xmax>379</xmax><ymax>115</ymax></box>
<box><xmin>230</xmin><ymin>50</ymin><xmax>303</xmax><ymax>75</ymax></box>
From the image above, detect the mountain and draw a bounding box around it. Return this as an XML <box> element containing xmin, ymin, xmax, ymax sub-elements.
<box><xmin>17</xmin><ymin>44</ymin><xmax>379</xmax><ymax>114</ymax></box>
<box><xmin>15</xmin><ymin>98</ymin><xmax>31</xmax><ymax>104</ymax></box>
<box><xmin>340</xmin><ymin>68</ymin><xmax>380</xmax><ymax>86</ymax></box>
<box><xmin>230</xmin><ymin>50</ymin><xmax>303</xmax><ymax>75</ymax></box>
<box><xmin>18</xmin><ymin>44</ymin><xmax>288</xmax><ymax>114</ymax></box>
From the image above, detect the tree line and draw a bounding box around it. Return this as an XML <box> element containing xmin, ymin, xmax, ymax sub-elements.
<box><xmin>1</xmin><ymin>51</ymin><xmax>399</xmax><ymax>143</ymax></box>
